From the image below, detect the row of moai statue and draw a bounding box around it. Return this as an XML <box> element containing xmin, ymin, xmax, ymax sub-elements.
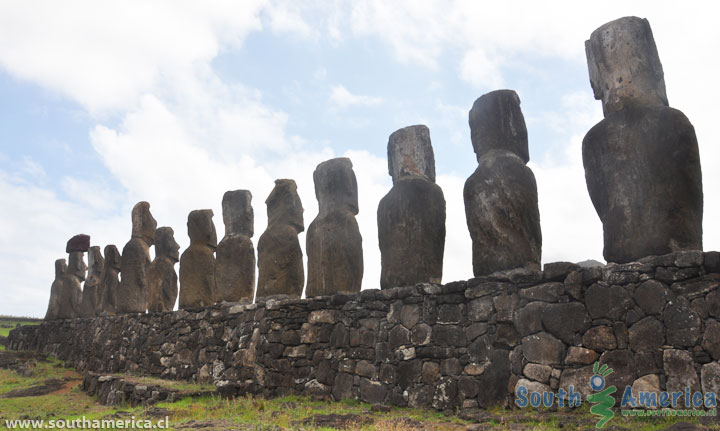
<box><xmin>44</xmin><ymin>16</ymin><xmax>703</xmax><ymax>319</ymax></box>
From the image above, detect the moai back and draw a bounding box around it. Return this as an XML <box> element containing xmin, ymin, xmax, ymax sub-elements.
<box><xmin>377</xmin><ymin>125</ymin><xmax>445</xmax><ymax>289</ymax></box>
<box><xmin>78</xmin><ymin>246</ymin><xmax>104</xmax><ymax>318</ymax></box>
<box><xmin>117</xmin><ymin>201</ymin><xmax>157</xmax><ymax>313</ymax></box>
<box><xmin>57</xmin><ymin>234</ymin><xmax>90</xmax><ymax>319</ymax></box>
<box><xmin>582</xmin><ymin>17</ymin><xmax>702</xmax><ymax>263</ymax></box>
<box><xmin>179</xmin><ymin>210</ymin><xmax>218</xmax><ymax>309</ymax></box>
<box><xmin>215</xmin><ymin>190</ymin><xmax>255</xmax><ymax>302</ymax></box>
<box><xmin>96</xmin><ymin>245</ymin><xmax>121</xmax><ymax>315</ymax></box>
<box><xmin>148</xmin><ymin>227</ymin><xmax>180</xmax><ymax>312</ymax></box>
<box><xmin>44</xmin><ymin>258</ymin><xmax>67</xmax><ymax>320</ymax></box>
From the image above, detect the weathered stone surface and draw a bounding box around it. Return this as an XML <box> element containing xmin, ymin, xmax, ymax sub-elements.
<box><xmin>521</xmin><ymin>332</ymin><xmax>565</xmax><ymax>365</ymax></box>
<box><xmin>599</xmin><ymin>350</ymin><xmax>636</xmax><ymax>390</ymax></box>
<box><xmin>216</xmin><ymin>190</ymin><xmax>255</xmax><ymax>303</ymax></box>
<box><xmin>257</xmin><ymin>179</ymin><xmax>304</xmax><ymax>298</ymax></box>
<box><xmin>307</xmin><ymin>158</ymin><xmax>363</xmax><ymax>297</ymax></box>
<box><xmin>96</xmin><ymin>245</ymin><xmax>121</xmax><ymax>315</ymax></box>
<box><xmin>543</xmin><ymin>262</ymin><xmax>580</xmax><ymax>282</ymax></box>
<box><xmin>468</xmin><ymin>297</ymin><xmax>494</xmax><ymax>322</ymax></box>
<box><xmin>628</xmin><ymin>317</ymin><xmax>664</xmax><ymax>353</ymax></box>
<box><xmin>476</xmin><ymin>350</ymin><xmax>510</xmax><ymax>408</ymax></box>
<box><xmin>378</xmin><ymin>126</ymin><xmax>445</xmax><ymax>289</ymax></box>
<box><xmin>464</xmin><ymin>90</ymin><xmax>541</xmax><ymax>276</ymax></box>
<box><xmin>179</xmin><ymin>210</ymin><xmax>218</xmax><ymax>309</ymax></box>
<box><xmin>631</xmin><ymin>374</ymin><xmax>661</xmax><ymax>408</ymax></box>
<box><xmin>664</xmin><ymin>302</ymin><xmax>701</xmax><ymax>347</ymax></box>
<box><xmin>701</xmin><ymin>362</ymin><xmax>720</xmax><ymax>395</ymax></box>
<box><xmin>582</xmin><ymin>17</ymin><xmax>703</xmax><ymax>264</ymax></box>
<box><xmin>118</xmin><ymin>202</ymin><xmax>157</xmax><ymax>313</ymax></box>
<box><xmin>559</xmin><ymin>365</ymin><xmax>594</xmax><ymax>398</ymax></box>
<box><xmin>44</xmin><ymin>259</ymin><xmax>67</xmax><ymax>320</ymax></box>
<box><xmin>701</xmin><ymin>319</ymin><xmax>720</xmax><ymax>360</ymax></box>
<box><xmin>664</xmin><ymin>349</ymin><xmax>700</xmax><ymax>396</ymax></box>
<box><xmin>148</xmin><ymin>227</ymin><xmax>180</xmax><ymax>312</ymax></box>
<box><xmin>524</xmin><ymin>363</ymin><xmax>552</xmax><ymax>383</ymax></box>
<box><xmin>584</xmin><ymin>284</ymin><xmax>632</xmax><ymax>320</ymax></box>
<box><xmin>78</xmin><ymin>246</ymin><xmax>104</xmax><ymax>318</ymax></box>
<box><xmin>635</xmin><ymin>280</ymin><xmax>667</xmax><ymax>315</ymax></box>
<box><xmin>57</xmin><ymin>249</ymin><xmax>87</xmax><ymax>319</ymax></box>
<box><xmin>514</xmin><ymin>302</ymin><xmax>545</xmax><ymax>337</ymax></box>
<box><xmin>542</xmin><ymin>302</ymin><xmax>590</xmax><ymax>344</ymax></box>
<box><xmin>565</xmin><ymin>347</ymin><xmax>598</xmax><ymax>365</ymax></box>
<box><xmin>582</xmin><ymin>325</ymin><xmax>618</xmax><ymax>352</ymax></box>
<box><xmin>519</xmin><ymin>283</ymin><xmax>562</xmax><ymax>302</ymax></box>
<box><xmin>66</xmin><ymin>234</ymin><xmax>90</xmax><ymax>253</ymax></box>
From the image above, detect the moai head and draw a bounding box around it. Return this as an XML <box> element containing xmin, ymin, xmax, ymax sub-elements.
<box><xmin>104</xmin><ymin>245</ymin><xmax>121</xmax><ymax>271</ymax></box>
<box><xmin>222</xmin><ymin>190</ymin><xmax>254</xmax><ymax>238</ymax></box>
<box><xmin>388</xmin><ymin>125</ymin><xmax>436</xmax><ymax>183</ymax></box>
<box><xmin>66</xmin><ymin>234</ymin><xmax>90</xmax><ymax>253</ymax></box>
<box><xmin>155</xmin><ymin>226</ymin><xmax>180</xmax><ymax>262</ymax></box>
<box><xmin>266</xmin><ymin>179</ymin><xmax>304</xmax><ymax>233</ymax></box>
<box><xmin>54</xmin><ymin>259</ymin><xmax>67</xmax><ymax>279</ymax></box>
<box><xmin>188</xmin><ymin>209</ymin><xmax>217</xmax><ymax>249</ymax></box>
<box><xmin>131</xmin><ymin>201</ymin><xmax>157</xmax><ymax>245</ymax></box>
<box><xmin>87</xmin><ymin>246</ymin><xmax>104</xmax><ymax>278</ymax></box>
<box><xmin>314</xmin><ymin>158</ymin><xmax>358</xmax><ymax>216</ymax></box>
<box><xmin>469</xmin><ymin>90</ymin><xmax>529</xmax><ymax>163</ymax></box>
<box><xmin>586</xmin><ymin>16</ymin><xmax>668</xmax><ymax>116</ymax></box>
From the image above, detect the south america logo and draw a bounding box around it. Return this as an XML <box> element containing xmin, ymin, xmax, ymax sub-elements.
<box><xmin>586</xmin><ymin>362</ymin><xmax>616</xmax><ymax>428</ymax></box>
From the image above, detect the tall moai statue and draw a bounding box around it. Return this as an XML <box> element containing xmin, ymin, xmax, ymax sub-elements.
<box><xmin>256</xmin><ymin>179</ymin><xmax>304</xmax><ymax>298</ymax></box>
<box><xmin>57</xmin><ymin>234</ymin><xmax>89</xmax><ymax>319</ymax></box>
<box><xmin>306</xmin><ymin>158</ymin><xmax>363</xmax><ymax>297</ymax></box>
<box><xmin>216</xmin><ymin>190</ymin><xmax>255</xmax><ymax>302</ymax></box>
<box><xmin>377</xmin><ymin>126</ymin><xmax>445</xmax><ymax>289</ymax></box>
<box><xmin>583</xmin><ymin>17</ymin><xmax>703</xmax><ymax>263</ymax></box>
<box><xmin>148</xmin><ymin>227</ymin><xmax>180</xmax><ymax>312</ymax></box>
<box><xmin>464</xmin><ymin>90</ymin><xmax>542</xmax><ymax>276</ymax></box>
<box><xmin>179</xmin><ymin>210</ymin><xmax>218</xmax><ymax>309</ymax></box>
<box><xmin>117</xmin><ymin>201</ymin><xmax>157</xmax><ymax>313</ymax></box>
<box><xmin>78</xmin><ymin>246</ymin><xmax>104</xmax><ymax>318</ymax></box>
<box><xmin>44</xmin><ymin>259</ymin><xmax>67</xmax><ymax>320</ymax></box>
<box><xmin>96</xmin><ymin>245</ymin><xmax>121</xmax><ymax>315</ymax></box>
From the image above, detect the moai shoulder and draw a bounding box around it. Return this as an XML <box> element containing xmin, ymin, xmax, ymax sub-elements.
<box><xmin>44</xmin><ymin>258</ymin><xmax>67</xmax><ymax>320</ymax></box>
<box><xmin>148</xmin><ymin>226</ymin><xmax>180</xmax><ymax>312</ymax></box>
<box><xmin>97</xmin><ymin>244</ymin><xmax>121</xmax><ymax>315</ymax></box>
<box><xmin>117</xmin><ymin>201</ymin><xmax>157</xmax><ymax>313</ymax></box>
<box><xmin>179</xmin><ymin>210</ymin><xmax>218</xmax><ymax>309</ymax></box>
<box><xmin>216</xmin><ymin>190</ymin><xmax>255</xmax><ymax>303</ymax></box>
<box><xmin>78</xmin><ymin>246</ymin><xmax>104</xmax><ymax>318</ymax></box>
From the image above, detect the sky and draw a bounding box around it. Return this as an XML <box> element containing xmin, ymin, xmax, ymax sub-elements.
<box><xmin>0</xmin><ymin>1</ymin><xmax>718</xmax><ymax>318</ymax></box>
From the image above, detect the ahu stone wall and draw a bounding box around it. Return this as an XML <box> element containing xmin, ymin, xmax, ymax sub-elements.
<box><xmin>9</xmin><ymin>250</ymin><xmax>720</xmax><ymax>410</ymax></box>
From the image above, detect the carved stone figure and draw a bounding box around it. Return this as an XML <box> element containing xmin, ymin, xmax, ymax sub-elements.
<box><xmin>256</xmin><ymin>179</ymin><xmax>304</xmax><ymax>298</ymax></box>
<box><xmin>377</xmin><ymin>126</ymin><xmax>445</xmax><ymax>289</ymax></box>
<box><xmin>57</xmin><ymin>236</ymin><xmax>89</xmax><ymax>319</ymax></box>
<box><xmin>464</xmin><ymin>90</ymin><xmax>542</xmax><ymax>276</ymax></box>
<box><xmin>117</xmin><ymin>201</ymin><xmax>157</xmax><ymax>313</ymax></box>
<box><xmin>148</xmin><ymin>227</ymin><xmax>180</xmax><ymax>312</ymax></box>
<box><xmin>78</xmin><ymin>246</ymin><xmax>104</xmax><ymax>318</ymax></box>
<box><xmin>44</xmin><ymin>259</ymin><xmax>67</xmax><ymax>320</ymax></box>
<box><xmin>583</xmin><ymin>16</ymin><xmax>703</xmax><ymax>263</ymax></box>
<box><xmin>306</xmin><ymin>158</ymin><xmax>363</xmax><ymax>297</ymax></box>
<box><xmin>96</xmin><ymin>245</ymin><xmax>121</xmax><ymax>315</ymax></box>
<box><xmin>179</xmin><ymin>210</ymin><xmax>218</xmax><ymax>309</ymax></box>
<box><xmin>216</xmin><ymin>190</ymin><xmax>255</xmax><ymax>303</ymax></box>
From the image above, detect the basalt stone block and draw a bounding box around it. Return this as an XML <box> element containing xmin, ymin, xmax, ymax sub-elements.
<box><xmin>97</xmin><ymin>245</ymin><xmax>121</xmax><ymax>315</ymax></box>
<box><xmin>179</xmin><ymin>210</ymin><xmax>217</xmax><ymax>309</ymax></box>
<box><xmin>664</xmin><ymin>302</ymin><xmax>701</xmax><ymax>347</ymax></box>
<box><xmin>216</xmin><ymin>190</ymin><xmax>255</xmax><ymax>303</ymax></box>
<box><xmin>378</xmin><ymin>126</ymin><xmax>445</xmax><ymax>289</ymax></box>
<box><xmin>44</xmin><ymin>259</ymin><xmax>67</xmax><ymax>320</ymax></box>
<box><xmin>701</xmin><ymin>320</ymin><xmax>720</xmax><ymax>361</ymax></box>
<box><xmin>464</xmin><ymin>90</ymin><xmax>541</xmax><ymax>276</ymax></box>
<box><xmin>664</xmin><ymin>349</ymin><xmax>700</xmax><ymax>396</ymax></box>
<box><xmin>307</xmin><ymin>158</ymin><xmax>363</xmax><ymax>297</ymax></box>
<box><xmin>583</xmin><ymin>17</ymin><xmax>703</xmax><ymax>263</ymax></box>
<box><xmin>628</xmin><ymin>317</ymin><xmax>664</xmax><ymax>352</ymax></box>
<box><xmin>79</xmin><ymin>246</ymin><xmax>104</xmax><ymax>318</ymax></box>
<box><xmin>58</xmin><ymin>248</ymin><xmax>87</xmax><ymax>319</ymax></box>
<box><xmin>66</xmin><ymin>234</ymin><xmax>90</xmax><ymax>253</ymax></box>
<box><xmin>257</xmin><ymin>179</ymin><xmax>304</xmax><ymax>298</ymax></box>
<box><xmin>118</xmin><ymin>202</ymin><xmax>157</xmax><ymax>313</ymax></box>
<box><xmin>541</xmin><ymin>302</ymin><xmax>590</xmax><ymax>344</ymax></box>
<box><xmin>148</xmin><ymin>227</ymin><xmax>180</xmax><ymax>312</ymax></box>
<box><xmin>521</xmin><ymin>332</ymin><xmax>564</xmax><ymax>366</ymax></box>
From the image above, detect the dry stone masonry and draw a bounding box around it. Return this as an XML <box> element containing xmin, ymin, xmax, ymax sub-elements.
<box><xmin>582</xmin><ymin>16</ymin><xmax>703</xmax><ymax>263</ymax></box>
<box><xmin>118</xmin><ymin>202</ymin><xmax>157</xmax><ymax>314</ymax></box>
<box><xmin>378</xmin><ymin>125</ymin><xmax>445</xmax><ymax>289</ymax></box>
<box><xmin>464</xmin><ymin>90</ymin><xmax>542</xmax><ymax>277</ymax></box>
<box><xmin>179</xmin><ymin>210</ymin><xmax>218</xmax><ymax>309</ymax></box>
<box><xmin>148</xmin><ymin>227</ymin><xmax>180</xmax><ymax>312</ymax></box>
<box><xmin>12</xmin><ymin>251</ymin><xmax>720</xmax><ymax>411</ymax></box>
<box><xmin>256</xmin><ymin>179</ymin><xmax>305</xmax><ymax>299</ymax></box>
<box><xmin>306</xmin><ymin>158</ymin><xmax>363</xmax><ymax>297</ymax></box>
<box><xmin>215</xmin><ymin>190</ymin><xmax>255</xmax><ymax>303</ymax></box>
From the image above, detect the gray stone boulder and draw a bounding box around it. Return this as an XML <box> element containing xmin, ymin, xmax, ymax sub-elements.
<box><xmin>582</xmin><ymin>17</ymin><xmax>703</xmax><ymax>263</ymax></box>
<box><xmin>96</xmin><ymin>245</ymin><xmax>121</xmax><ymax>315</ymax></box>
<box><xmin>148</xmin><ymin>227</ymin><xmax>180</xmax><ymax>312</ymax></box>
<box><xmin>179</xmin><ymin>210</ymin><xmax>218</xmax><ymax>309</ymax></box>
<box><xmin>44</xmin><ymin>259</ymin><xmax>67</xmax><ymax>320</ymax></box>
<box><xmin>216</xmin><ymin>190</ymin><xmax>255</xmax><ymax>302</ymax></box>
<box><xmin>117</xmin><ymin>202</ymin><xmax>157</xmax><ymax>313</ymax></box>
<box><xmin>257</xmin><ymin>179</ymin><xmax>304</xmax><ymax>298</ymax></box>
<box><xmin>78</xmin><ymin>246</ymin><xmax>104</xmax><ymax>318</ymax></box>
<box><xmin>464</xmin><ymin>90</ymin><xmax>541</xmax><ymax>276</ymax></box>
<box><xmin>378</xmin><ymin>125</ymin><xmax>445</xmax><ymax>289</ymax></box>
<box><xmin>307</xmin><ymin>158</ymin><xmax>363</xmax><ymax>297</ymax></box>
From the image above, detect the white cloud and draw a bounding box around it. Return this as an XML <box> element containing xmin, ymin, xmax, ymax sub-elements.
<box><xmin>329</xmin><ymin>85</ymin><xmax>384</xmax><ymax>109</ymax></box>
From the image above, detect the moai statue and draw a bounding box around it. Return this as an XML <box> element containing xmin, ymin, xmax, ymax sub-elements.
<box><xmin>57</xmin><ymin>234</ymin><xmax>89</xmax><ymax>319</ymax></box>
<box><xmin>216</xmin><ymin>190</ymin><xmax>255</xmax><ymax>303</ymax></box>
<box><xmin>148</xmin><ymin>227</ymin><xmax>180</xmax><ymax>312</ymax></box>
<box><xmin>117</xmin><ymin>201</ymin><xmax>157</xmax><ymax>314</ymax></box>
<box><xmin>583</xmin><ymin>17</ymin><xmax>703</xmax><ymax>263</ymax></box>
<box><xmin>306</xmin><ymin>158</ymin><xmax>363</xmax><ymax>297</ymax></box>
<box><xmin>78</xmin><ymin>246</ymin><xmax>104</xmax><ymax>318</ymax></box>
<box><xmin>96</xmin><ymin>245</ymin><xmax>121</xmax><ymax>315</ymax></box>
<box><xmin>464</xmin><ymin>90</ymin><xmax>542</xmax><ymax>276</ymax></box>
<box><xmin>44</xmin><ymin>259</ymin><xmax>67</xmax><ymax>320</ymax></box>
<box><xmin>179</xmin><ymin>210</ymin><xmax>218</xmax><ymax>309</ymax></box>
<box><xmin>256</xmin><ymin>179</ymin><xmax>304</xmax><ymax>298</ymax></box>
<box><xmin>377</xmin><ymin>126</ymin><xmax>445</xmax><ymax>289</ymax></box>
